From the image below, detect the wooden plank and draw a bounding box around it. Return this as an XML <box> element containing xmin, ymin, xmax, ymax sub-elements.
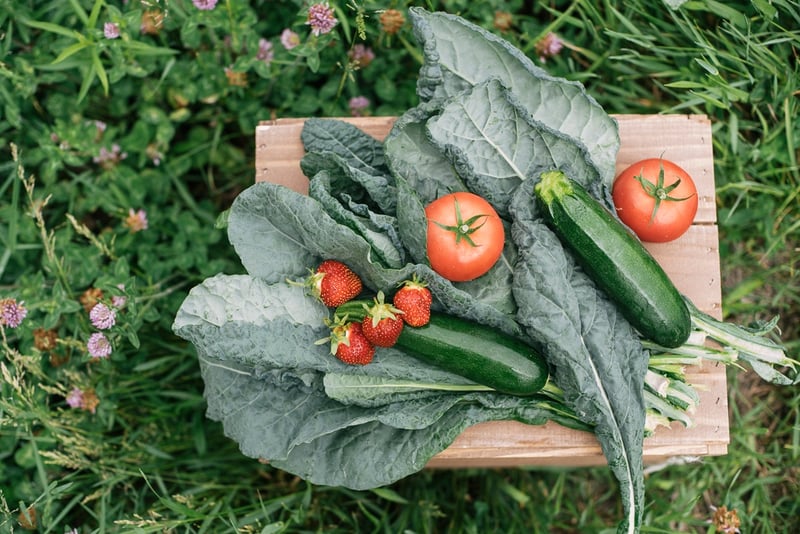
<box><xmin>256</xmin><ymin>115</ymin><xmax>716</xmax><ymax>222</ymax></box>
<box><xmin>253</xmin><ymin>114</ymin><xmax>729</xmax><ymax>467</ymax></box>
<box><xmin>428</xmin><ymin>356</ymin><xmax>729</xmax><ymax>468</ymax></box>
<box><xmin>647</xmin><ymin>224</ymin><xmax>722</xmax><ymax>318</ymax></box>
<box><xmin>255</xmin><ymin>116</ymin><xmax>396</xmax><ymax>192</ymax></box>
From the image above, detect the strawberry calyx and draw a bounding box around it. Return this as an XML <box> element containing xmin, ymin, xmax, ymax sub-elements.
<box><xmin>316</xmin><ymin>313</ymin><xmax>376</xmax><ymax>365</ymax></box>
<box><xmin>362</xmin><ymin>291</ymin><xmax>404</xmax><ymax>328</ymax></box>
<box><xmin>289</xmin><ymin>259</ymin><xmax>363</xmax><ymax>307</ymax></box>
<box><xmin>288</xmin><ymin>267</ymin><xmax>325</xmax><ymax>296</ymax></box>
<box><xmin>316</xmin><ymin>313</ymin><xmax>354</xmax><ymax>355</ymax></box>
<box><xmin>361</xmin><ymin>291</ymin><xmax>405</xmax><ymax>348</ymax></box>
<box><xmin>393</xmin><ymin>275</ymin><xmax>433</xmax><ymax>327</ymax></box>
<box><xmin>397</xmin><ymin>273</ymin><xmax>428</xmax><ymax>291</ymax></box>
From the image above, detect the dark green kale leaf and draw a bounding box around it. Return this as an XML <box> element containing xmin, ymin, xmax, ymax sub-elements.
<box><xmin>510</xmin><ymin>179</ymin><xmax>648</xmax><ymax>534</ymax></box>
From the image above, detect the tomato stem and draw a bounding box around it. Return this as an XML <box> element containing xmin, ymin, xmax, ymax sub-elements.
<box><xmin>431</xmin><ymin>197</ymin><xmax>488</xmax><ymax>247</ymax></box>
<box><xmin>634</xmin><ymin>160</ymin><xmax>695</xmax><ymax>223</ymax></box>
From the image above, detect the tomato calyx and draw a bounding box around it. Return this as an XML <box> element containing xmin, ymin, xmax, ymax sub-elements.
<box><xmin>430</xmin><ymin>197</ymin><xmax>490</xmax><ymax>247</ymax></box>
<box><xmin>634</xmin><ymin>161</ymin><xmax>695</xmax><ymax>223</ymax></box>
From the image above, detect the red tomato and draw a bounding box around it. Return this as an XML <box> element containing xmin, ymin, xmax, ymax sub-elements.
<box><xmin>425</xmin><ymin>192</ymin><xmax>505</xmax><ymax>282</ymax></box>
<box><xmin>612</xmin><ymin>158</ymin><xmax>698</xmax><ymax>243</ymax></box>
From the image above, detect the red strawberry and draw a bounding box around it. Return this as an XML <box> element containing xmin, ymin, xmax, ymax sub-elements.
<box><xmin>393</xmin><ymin>277</ymin><xmax>432</xmax><ymax>327</ymax></box>
<box><xmin>304</xmin><ymin>260</ymin><xmax>362</xmax><ymax>307</ymax></box>
<box><xmin>324</xmin><ymin>316</ymin><xmax>375</xmax><ymax>365</ymax></box>
<box><xmin>361</xmin><ymin>291</ymin><xmax>405</xmax><ymax>347</ymax></box>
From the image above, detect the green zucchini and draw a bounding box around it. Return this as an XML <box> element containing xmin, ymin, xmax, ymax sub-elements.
<box><xmin>534</xmin><ymin>170</ymin><xmax>691</xmax><ymax>348</ymax></box>
<box><xmin>335</xmin><ymin>302</ymin><xmax>549</xmax><ymax>396</ymax></box>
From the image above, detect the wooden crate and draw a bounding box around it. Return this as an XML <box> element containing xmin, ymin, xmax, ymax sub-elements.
<box><xmin>254</xmin><ymin>114</ymin><xmax>729</xmax><ymax>468</ymax></box>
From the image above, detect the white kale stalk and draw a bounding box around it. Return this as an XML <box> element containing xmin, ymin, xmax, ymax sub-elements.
<box><xmin>643</xmin><ymin>301</ymin><xmax>797</xmax><ymax>430</ymax></box>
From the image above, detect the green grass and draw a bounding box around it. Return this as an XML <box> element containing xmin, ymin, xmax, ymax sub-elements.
<box><xmin>1</xmin><ymin>1</ymin><xmax>798</xmax><ymax>532</ymax></box>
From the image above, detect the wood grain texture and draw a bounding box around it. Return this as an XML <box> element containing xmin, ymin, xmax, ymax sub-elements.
<box><xmin>253</xmin><ymin>114</ymin><xmax>729</xmax><ymax>467</ymax></box>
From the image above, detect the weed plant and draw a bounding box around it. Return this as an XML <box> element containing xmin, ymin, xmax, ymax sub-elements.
<box><xmin>1</xmin><ymin>1</ymin><xmax>797</xmax><ymax>532</ymax></box>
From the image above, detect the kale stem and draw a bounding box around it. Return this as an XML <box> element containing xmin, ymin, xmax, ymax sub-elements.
<box><xmin>689</xmin><ymin>310</ymin><xmax>794</xmax><ymax>367</ymax></box>
<box><xmin>643</xmin><ymin>389</ymin><xmax>694</xmax><ymax>428</ymax></box>
<box><xmin>643</xmin><ymin>339</ymin><xmax>739</xmax><ymax>365</ymax></box>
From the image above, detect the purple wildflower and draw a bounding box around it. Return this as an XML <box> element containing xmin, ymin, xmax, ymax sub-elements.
<box><xmin>348</xmin><ymin>44</ymin><xmax>375</xmax><ymax>68</ymax></box>
<box><xmin>93</xmin><ymin>143</ymin><xmax>127</xmax><ymax>169</ymax></box>
<box><xmin>66</xmin><ymin>388</ymin><xmax>84</xmax><ymax>409</ymax></box>
<box><xmin>0</xmin><ymin>298</ymin><xmax>27</xmax><ymax>328</ymax></box>
<box><xmin>104</xmin><ymin>22</ymin><xmax>120</xmax><ymax>39</ymax></box>
<box><xmin>89</xmin><ymin>302</ymin><xmax>116</xmax><ymax>330</ymax></box>
<box><xmin>348</xmin><ymin>96</ymin><xmax>370</xmax><ymax>117</ymax></box>
<box><xmin>87</xmin><ymin>332</ymin><xmax>112</xmax><ymax>359</ymax></box>
<box><xmin>306</xmin><ymin>2</ymin><xmax>338</xmax><ymax>36</ymax></box>
<box><xmin>65</xmin><ymin>387</ymin><xmax>99</xmax><ymax>413</ymax></box>
<box><xmin>193</xmin><ymin>0</ymin><xmax>218</xmax><ymax>10</ymax></box>
<box><xmin>124</xmin><ymin>208</ymin><xmax>148</xmax><ymax>233</ymax></box>
<box><xmin>257</xmin><ymin>38</ymin><xmax>274</xmax><ymax>64</ymax></box>
<box><xmin>112</xmin><ymin>284</ymin><xmax>127</xmax><ymax>309</ymax></box>
<box><xmin>93</xmin><ymin>120</ymin><xmax>107</xmax><ymax>143</ymax></box>
<box><xmin>535</xmin><ymin>32</ymin><xmax>564</xmax><ymax>62</ymax></box>
<box><xmin>280</xmin><ymin>28</ymin><xmax>300</xmax><ymax>50</ymax></box>
<box><xmin>146</xmin><ymin>143</ymin><xmax>163</xmax><ymax>166</ymax></box>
